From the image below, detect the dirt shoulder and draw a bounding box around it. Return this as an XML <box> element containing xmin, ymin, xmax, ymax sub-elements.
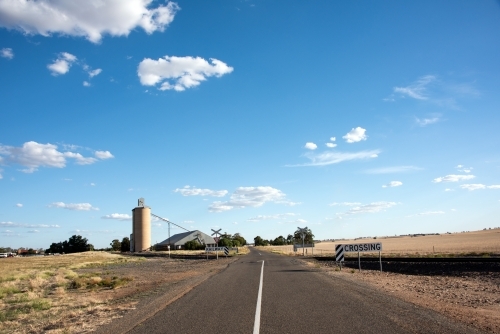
<box><xmin>308</xmin><ymin>258</ymin><xmax>500</xmax><ymax>333</ymax></box>
<box><xmin>0</xmin><ymin>253</ymin><xmax>240</xmax><ymax>334</ymax></box>
<box><xmin>90</xmin><ymin>256</ymin><xmax>240</xmax><ymax>334</ymax></box>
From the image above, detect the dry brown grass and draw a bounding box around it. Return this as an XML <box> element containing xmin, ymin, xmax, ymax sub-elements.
<box><xmin>0</xmin><ymin>252</ymin><xmax>143</xmax><ymax>334</ymax></box>
<box><xmin>262</xmin><ymin>229</ymin><xmax>500</xmax><ymax>256</ymax></box>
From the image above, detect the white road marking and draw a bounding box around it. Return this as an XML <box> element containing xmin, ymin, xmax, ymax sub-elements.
<box><xmin>253</xmin><ymin>260</ymin><xmax>264</xmax><ymax>334</ymax></box>
<box><xmin>259</xmin><ymin>253</ymin><xmax>261</xmax><ymax>255</ymax></box>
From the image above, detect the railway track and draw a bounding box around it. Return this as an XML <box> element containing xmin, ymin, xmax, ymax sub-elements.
<box><xmin>313</xmin><ymin>256</ymin><xmax>500</xmax><ymax>263</ymax></box>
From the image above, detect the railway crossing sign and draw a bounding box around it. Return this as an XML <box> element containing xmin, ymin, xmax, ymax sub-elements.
<box><xmin>335</xmin><ymin>243</ymin><xmax>383</xmax><ymax>272</ymax></box>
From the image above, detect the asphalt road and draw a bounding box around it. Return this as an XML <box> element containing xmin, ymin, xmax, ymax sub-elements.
<box><xmin>127</xmin><ymin>248</ymin><xmax>483</xmax><ymax>334</ymax></box>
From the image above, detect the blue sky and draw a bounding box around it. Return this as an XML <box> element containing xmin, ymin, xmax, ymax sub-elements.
<box><xmin>1</xmin><ymin>0</ymin><xmax>499</xmax><ymax>249</ymax></box>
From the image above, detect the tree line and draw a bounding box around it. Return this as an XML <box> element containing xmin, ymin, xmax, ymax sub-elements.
<box><xmin>254</xmin><ymin>227</ymin><xmax>314</xmax><ymax>246</ymax></box>
<box><xmin>46</xmin><ymin>235</ymin><xmax>94</xmax><ymax>254</ymax></box>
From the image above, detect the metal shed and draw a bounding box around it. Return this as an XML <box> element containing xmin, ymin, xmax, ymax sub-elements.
<box><xmin>156</xmin><ymin>230</ymin><xmax>216</xmax><ymax>250</ymax></box>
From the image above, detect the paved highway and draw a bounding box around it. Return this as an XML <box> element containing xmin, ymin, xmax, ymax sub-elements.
<box><xmin>128</xmin><ymin>248</ymin><xmax>482</xmax><ymax>333</ymax></box>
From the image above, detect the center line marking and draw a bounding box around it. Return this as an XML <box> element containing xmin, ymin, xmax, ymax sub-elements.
<box><xmin>253</xmin><ymin>260</ymin><xmax>264</xmax><ymax>334</ymax></box>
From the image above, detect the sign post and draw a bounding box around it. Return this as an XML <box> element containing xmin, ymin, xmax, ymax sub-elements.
<box><xmin>336</xmin><ymin>242</ymin><xmax>383</xmax><ymax>272</ymax></box>
<box><xmin>211</xmin><ymin>229</ymin><xmax>222</xmax><ymax>260</ymax></box>
<box><xmin>297</xmin><ymin>227</ymin><xmax>308</xmax><ymax>256</ymax></box>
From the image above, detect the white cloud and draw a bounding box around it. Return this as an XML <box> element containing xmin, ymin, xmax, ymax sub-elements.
<box><xmin>0</xmin><ymin>221</ymin><xmax>60</xmax><ymax>228</ymax></box>
<box><xmin>330</xmin><ymin>137</ymin><xmax>336</xmax><ymax>142</ymax></box>
<box><xmin>88</xmin><ymin>68</ymin><xmax>102</xmax><ymax>78</ymax></box>
<box><xmin>325</xmin><ymin>143</ymin><xmax>337</xmax><ymax>148</ymax></box>
<box><xmin>90</xmin><ymin>183</ymin><xmax>95</xmax><ymax>186</ymax></box>
<box><xmin>343</xmin><ymin>127</ymin><xmax>367</xmax><ymax>143</ymax></box>
<box><xmin>394</xmin><ymin>75</ymin><xmax>436</xmax><ymax>100</ymax></box>
<box><xmin>382</xmin><ymin>181</ymin><xmax>403</xmax><ymax>188</ymax></box>
<box><xmin>276</xmin><ymin>200</ymin><xmax>302</xmax><ymax>206</ymax></box>
<box><xmin>95</xmin><ymin>150</ymin><xmax>114</xmax><ymax>159</ymax></box>
<box><xmin>288</xmin><ymin>149</ymin><xmax>380</xmax><ymax>167</ymax></box>
<box><xmin>0</xmin><ymin>0</ymin><xmax>179</xmax><ymax>43</ymax></box>
<box><xmin>407</xmin><ymin>211</ymin><xmax>445</xmax><ymax>217</ymax></box>
<box><xmin>416</xmin><ymin>117</ymin><xmax>440</xmax><ymax>126</ymax></box>
<box><xmin>83</xmin><ymin>81</ymin><xmax>91</xmax><ymax>87</ymax></box>
<box><xmin>47</xmin><ymin>52</ymin><xmax>77</xmax><ymax>75</ymax></box>
<box><xmin>364</xmin><ymin>166</ymin><xmax>423</xmax><ymax>174</ymax></box>
<box><xmin>293</xmin><ymin>218</ymin><xmax>308</xmax><ymax>224</ymax></box>
<box><xmin>175</xmin><ymin>186</ymin><xmax>228</xmax><ymax>197</ymax></box>
<box><xmin>209</xmin><ymin>186</ymin><xmax>288</xmax><ymax>212</ymax></box>
<box><xmin>16</xmin><ymin>203</ymin><xmax>22</xmax><ymax>207</ymax></box>
<box><xmin>101</xmin><ymin>213</ymin><xmax>132</xmax><ymax>220</ymax></box>
<box><xmin>0</xmin><ymin>141</ymin><xmax>111</xmax><ymax>171</ymax></box>
<box><xmin>460</xmin><ymin>184</ymin><xmax>485</xmax><ymax>191</ymax></box>
<box><xmin>0</xmin><ymin>169</ymin><xmax>3</xmax><ymax>179</ymax></box>
<box><xmin>336</xmin><ymin>201</ymin><xmax>398</xmax><ymax>218</ymax></box>
<box><xmin>460</xmin><ymin>184</ymin><xmax>500</xmax><ymax>191</ymax></box>
<box><xmin>445</xmin><ymin>188</ymin><xmax>454</xmax><ymax>192</ymax></box>
<box><xmin>137</xmin><ymin>55</ymin><xmax>233</xmax><ymax>91</ymax></box>
<box><xmin>247</xmin><ymin>213</ymin><xmax>297</xmax><ymax>222</ymax></box>
<box><xmin>1</xmin><ymin>47</ymin><xmax>13</xmax><ymax>59</ymax></box>
<box><xmin>49</xmin><ymin>202</ymin><xmax>99</xmax><ymax>211</ymax></box>
<box><xmin>330</xmin><ymin>202</ymin><xmax>361</xmax><ymax>207</ymax></box>
<box><xmin>433</xmin><ymin>174</ymin><xmax>475</xmax><ymax>183</ymax></box>
<box><xmin>456</xmin><ymin>165</ymin><xmax>473</xmax><ymax>173</ymax></box>
<box><xmin>27</xmin><ymin>230</ymin><xmax>40</xmax><ymax>233</ymax></box>
<box><xmin>63</xmin><ymin>152</ymin><xmax>97</xmax><ymax>165</ymax></box>
<box><xmin>304</xmin><ymin>142</ymin><xmax>317</xmax><ymax>150</ymax></box>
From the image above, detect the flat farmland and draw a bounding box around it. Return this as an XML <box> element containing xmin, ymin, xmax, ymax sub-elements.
<box><xmin>265</xmin><ymin>228</ymin><xmax>500</xmax><ymax>256</ymax></box>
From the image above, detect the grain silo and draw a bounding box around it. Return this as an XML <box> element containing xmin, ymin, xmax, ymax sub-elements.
<box><xmin>131</xmin><ymin>198</ymin><xmax>151</xmax><ymax>252</ymax></box>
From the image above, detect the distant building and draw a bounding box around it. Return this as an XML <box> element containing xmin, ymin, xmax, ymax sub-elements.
<box><xmin>156</xmin><ymin>230</ymin><xmax>216</xmax><ymax>250</ymax></box>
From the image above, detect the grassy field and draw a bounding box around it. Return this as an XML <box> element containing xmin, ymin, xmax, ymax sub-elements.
<box><xmin>0</xmin><ymin>252</ymin><xmax>144</xmax><ymax>334</ymax></box>
<box><xmin>262</xmin><ymin>229</ymin><xmax>500</xmax><ymax>256</ymax></box>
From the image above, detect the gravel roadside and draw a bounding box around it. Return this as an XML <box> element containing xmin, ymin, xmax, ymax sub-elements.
<box><xmin>312</xmin><ymin>259</ymin><xmax>500</xmax><ymax>333</ymax></box>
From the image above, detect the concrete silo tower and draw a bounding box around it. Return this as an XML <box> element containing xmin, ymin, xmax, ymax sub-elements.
<box><xmin>130</xmin><ymin>198</ymin><xmax>151</xmax><ymax>252</ymax></box>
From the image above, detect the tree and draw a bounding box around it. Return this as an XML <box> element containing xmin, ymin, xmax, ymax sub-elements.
<box><xmin>254</xmin><ymin>236</ymin><xmax>266</xmax><ymax>246</ymax></box>
<box><xmin>271</xmin><ymin>235</ymin><xmax>287</xmax><ymax>245</ymax></box>
<box><xmin>232</xmin><ymin>233</ymin><xmax>246</xmax><ymax>246</ymax></box>
<box><xmin>218</xmin><ymin>234</ymin><xmax>233</xmax><ymax>247</ymax></box>
<box><xmin>294</xmin><ymin>227</ymin><xmax>314</xmax><ymax>245</ymax></box>
<box><xmin>46</xmin><ymin>242</ymin><xmax>63</xmax><ymax>254</ymax></box>
<box><xmin>110</xmin><ymin>239</ymin><xmax>121</xmax><ymax>251</ymax></box>
<box><xmin>184</xmin><ymin>240</ymin><xmax>205</xmax><ymax>250</ymax></box>
<box><xmin>46</xmin><ymin>235</ymin><xmax>91</xmax><ymax>254</ymax></box>
<box><xmin>120</xmin><ymin>237</ymin><xmax>130</xmax><ymax>252</ymax></box>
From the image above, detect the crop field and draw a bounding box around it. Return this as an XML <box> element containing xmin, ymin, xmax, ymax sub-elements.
<box><xmin>0</xmin><ymin>252</ymin><xmax>144</xmax><ymax>334</ymax></box>
<box><xmin>263</xmin><ymin>229</ymin><xmax>500</xmax><ymax>256</ymax></box>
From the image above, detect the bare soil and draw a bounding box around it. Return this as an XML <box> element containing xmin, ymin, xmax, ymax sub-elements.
<box><xmin>0</xmin><ymin>253</ymin><xmax>238</xmax><ymax>334</ymax></box>
<box><xmin>313</xmin><ymin>259</ymin><xmax>500</xmax><ymax>333</ymax></box>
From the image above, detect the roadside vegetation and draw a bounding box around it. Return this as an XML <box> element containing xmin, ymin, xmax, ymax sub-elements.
<box><xmin>0</xmin><ymin>252</ymin><xmax>143</xmax><ymax>333</ymax></box>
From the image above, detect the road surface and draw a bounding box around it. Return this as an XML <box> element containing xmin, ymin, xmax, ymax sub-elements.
<box><xmin>128</xmin><ymin>247</ymin><xmax>482</xmax><ymax>333</ymax></box>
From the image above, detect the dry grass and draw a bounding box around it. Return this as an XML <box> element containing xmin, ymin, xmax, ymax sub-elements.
<box><xmin>0</xmin><ymin>252</ymin><xmax>143</xmax><ymax>334</ymax></box>
<box><xmin>262</xmin><ymin>229</ymin><xmax>500</xmax><ymax>256</ymax></box>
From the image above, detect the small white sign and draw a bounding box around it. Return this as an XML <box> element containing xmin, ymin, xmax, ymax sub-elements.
<box><xmin>342</xmin><ymin>243</ymin><xmax>382</xmax><ymax>252</ymax></box>
<box><xmin>205</xmin><ymin>247</ymin><xmax>226</xmax><ymax>252</ymax></box>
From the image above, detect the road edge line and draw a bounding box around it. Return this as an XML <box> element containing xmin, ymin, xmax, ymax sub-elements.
<box><xmin>253</xmin><ymin>260</ymin><xmax>264</xmax><ymax>334</ymax></box>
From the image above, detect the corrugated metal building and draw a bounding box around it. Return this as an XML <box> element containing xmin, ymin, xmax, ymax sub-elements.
<box><xmin>156</xmin><ymin>230</ymin><xmax>216</xmax><ymax>250</ymax></box>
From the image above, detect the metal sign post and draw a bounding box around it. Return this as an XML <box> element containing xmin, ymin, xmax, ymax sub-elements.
<box><xmin>379</xmin><ymin>251</ymin><xmax>382</xmax><ymax>272</ymax></box>
<box><xmin>297</xmin><ymin>227</ymin><xmax>308</xmax><ymax>256</ymax></box>
<box><xmin>211</xmin><ymin>229</ymin><xmax>222</xmax><ymax>260</ymax></box>
<box><xmin>358</xmin><ymin>251</ymin><xmax>361</xmax><ymax>272</ymax></box>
